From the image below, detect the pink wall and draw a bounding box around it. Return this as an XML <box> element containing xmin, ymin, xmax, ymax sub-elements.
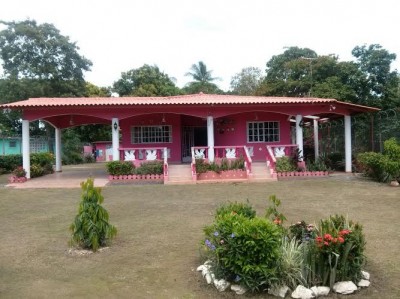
<box><xmin>214</xmin><ymin>112</ymin><xmax>291</xmax><ymax>161</ymax></box>
<box><xmin>119</xmin><ymin>111</ymin><xmax>291</xmax><ymax>163</ymax></box>
<box><xmin>119</xmin><ymin>113</ymin><xmax>182</xmax><ymax>162</ymax></box>
<box><xmin>93</xmin><ymin>141</ymin><xmax>112</xmax><ymax>162</ymax></box>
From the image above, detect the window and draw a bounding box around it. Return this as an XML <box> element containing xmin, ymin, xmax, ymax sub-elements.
<box><xmin>131</xmin><ymin>125</ymin><xmax>172</xmax><ymax>144</ymax></box>
<box><xmin>247</xmin><ymin>121</ymin><xmax>279</xmax><ymax>143</ymax></box>
<box><xmin>9</xmin><ymin>140</ymin><xmax>17</xmax><ymax>148</ymax></box>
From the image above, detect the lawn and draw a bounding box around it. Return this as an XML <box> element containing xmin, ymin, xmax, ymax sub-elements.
<box><xmin>0</xmin><ymin>175</ymin><xmax>399</xmax><ymax>298</ymax></box>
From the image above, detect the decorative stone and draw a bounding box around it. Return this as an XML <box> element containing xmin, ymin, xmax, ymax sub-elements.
<box><xmin>213</xmin><ymin>278</ymin><xmax>230</xmax><ymax>292</ymax></box>
<box><xmin>357</xmin><ymin>279</ymin><xmax>370</xmax><ymax>287</ymax></box>
<box><xmin>291</xmin><ymin>285</ymin><xmax>315</xmax><ymax>299</ymax></box>
<box><xmin>231</xmin><ymin>284</ymin><xmax>248</xmax><ymax>295</ymax></box>
<box><xmin>268</xmin><ymin>285</ymin><xmax>289</xmax><ymax>298</ymax></box>
<box><xmin>390</xmin><ymin>180</ymin><xmax>399</xmax><ymax>187</ymax></box>
<box><xmin>205</xmin><ymin>273</ymin><xmax>213</xmax><ymax>284</ymax></box>
<box><xmin>196</xmin><ymin>265</ymin><xmax>205</xmax><ymax>272</ymax></box>
<box><xmin>361</xmin><ymin>270</ymin><xmax>370</xmax><ymax>280</ymax></box>
<box><xmin>310</xmin><ymin>286</ymin><xmax>330</xmax><ymax>297</ymax></box>
<box><xmin>333</xmin><ymin>281</ymin><xmax>358</xmax><ymax>294</ymax></box>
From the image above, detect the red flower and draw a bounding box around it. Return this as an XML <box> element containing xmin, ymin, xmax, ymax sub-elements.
<box><xmin>332</xmin><ymin>238</ymin><xmax>338</xmax><ymax>243</ymax></box>
<box><xmin>324</xmin><ymin>234</ymin><xmax>333</xmax><ymax>241</ymax></box>
<box><xmin>273</xmin><ymin>218</ymin><xmax>282</xmax><ymax>225</ymax></box>
<box><xmin>324</xmin><ymin>241</ymin><xmax>329</xmax><ymax>246</ymax></box>
<box><xmin>339</xmin><ymin>229</ymin><xmax>351</xmax><ymax>236</ymax></box>
<box><xmin>338</xmin><ymin>236</ymin><xmax>345</xmax><ymax>243</ymax></box>
<box><xmin>316</xmin><ymin>236</ymin><xmax>323</xmax><ymax>243</ymax></box>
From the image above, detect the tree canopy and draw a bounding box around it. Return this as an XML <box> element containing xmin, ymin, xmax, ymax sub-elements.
<box><xmin>230</xmin><ymin>67</ymin><xmax>263</xmax><ymax>95</ymax></box>
<box><xmin>112</xmin><ymin>64</ymin><xmax>181</xmax><ymax>97</ymax></box>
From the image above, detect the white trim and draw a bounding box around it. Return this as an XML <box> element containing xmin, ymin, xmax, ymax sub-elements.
<box><xmin>295</xmin><ymin>115</ymin><xmax>303</xmax><ymax>161</ymax></box>
<box><xmin>313</xmin><ymin>119</ymin><xmax>319</xmax><ymax>160</ymax></box>
<box><xmin>246</xmin><ymin>121</ymin><xmax>280</xmax><ymax>143</ymax></box>
<box><xmin>344</xmin><ymin>115</ymin><xmax>352</xmax><ymax>172</ymax></box>
<box><xmin>112</xmin><ymin>118</ymin><xmax>119</xmax><ymax>161</ymax></box>
<box><xmin>55</xmin><ymin>128</ymin><xmax>62</xmax><ymax>172</ymax></box>
<box><xmin>207</xmin><ymin>116</ymin><xmax>215</xmax><ymax>162</ymax></box>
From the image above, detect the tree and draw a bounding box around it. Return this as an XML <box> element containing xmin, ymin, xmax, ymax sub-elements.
<box><xmin>184</xmin><ymin>61</ymin><xmax>222</xmax><ymax>94</ymax></box>
<box><xmin>112</xmin><ymin>64</ymin><xmax>181</xmax><ymax>96</ymax></box>
<box><xmin>352</xmin><ymin>44</ymin><xmax>399</xmax><ymax>108</ymax></box>
<box><xmin>0</xmin><ymin>19</ymin><xmax>92</xmax><ymax>134</ymax></box>
<box><xmin>230</xmin><ymin>67</ymin><xmax>263</xmax><ymax>95</ymax></box>
<box><xmin>85</xmin><ymin>82</ymin><xmax>111</xmax><ymax>97</ymax></box>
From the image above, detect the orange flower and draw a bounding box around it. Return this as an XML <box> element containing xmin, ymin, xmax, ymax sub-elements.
<box><xmin>273</xmin><ymin>218</ymin><xmax>282</xmax><ymax>225</ymax></box>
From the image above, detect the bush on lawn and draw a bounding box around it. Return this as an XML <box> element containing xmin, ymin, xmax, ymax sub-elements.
<box><xmin>201</xmin><ymin>197</ymin><xmax>367</xmax><ymax>293</ymax></box>
<box><xmin>106</xmin><ymin>160</ymin><xmax>164</xmax><ymax>176</ymax></box>
<box><xmin>70</xmin><ymin>178</ymin><xmax>117</xmax><ymax>251</ymax></box>
<box><xmin>357</xmin><ymin>138</ymin><xmax>400</xmax><ymax>182</ymax></box>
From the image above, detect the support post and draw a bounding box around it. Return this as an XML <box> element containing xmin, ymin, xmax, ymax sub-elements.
<box><xmin>22</xmin><ymin>120</ymin><xmax>30</xmax><ymax>179</ymax></box>
<box><xmin>112</xmin><ymin>118</ymin><xmax>120</xmax><ymax>161</ymax></box>
<box><xmin>344</xmin><ymin>115</ymin><xmax>352</xmax><ymax>172</ymax></box>
<box><xmin>55</xmin><ymin>127</ymin><xmax>62</xmax><ymax>172</ymax></box>
<box><xmin>313</xmin><ymin>119</ymin><xmax>319</xmax><ymax>160</ymax></box>
<box><xmin>207</xmin><ymin>116</ymin><xmax>215</xmax><ymax>162</ymax></box>
<box><xmin>295</xmin><ymin>115</ymin><xmax>304</xmax><ymax>161</ymax></box>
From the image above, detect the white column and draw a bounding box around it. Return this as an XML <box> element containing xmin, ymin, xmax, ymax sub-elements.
<box><xmin>344</xmin><ymin>115</ymin><xmax>352</xmax><ymax>172</ymax></box>
<box><xmin>207</xmin><ymin>116</ymin><xmax>215</xmax><ymax>162</ymax></box>
<box><xmin>112</xmin><ymin>118</ymin><xmax>120</xmax><ymax>161</ymax></box>
<box><xmin>295</xmin><ymin>115</ymin><xmax>304</xmax><ymax>161</ymax></box>
<box><xmin>55</xmin><ymin>127</ymin><xmax>62</xmax><ymax>172</ymax></box>
<box><xmin>313</xmin><ymin>119</ymin><xmax>319</xmax><ymax>160</ymax></box>
<box><xmin>22</xmin><ymin>120</ymin><xmax>31</xmax><ymax>179</ymax></box>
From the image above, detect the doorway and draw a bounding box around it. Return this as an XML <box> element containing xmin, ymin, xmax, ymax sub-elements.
<box><xmin>181</xmin><ymin>126</ymin><xmax>207</xmax><ymax>162</ymax></box>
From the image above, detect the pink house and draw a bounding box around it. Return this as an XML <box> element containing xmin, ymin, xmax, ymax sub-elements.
<box><xmin>0</xmin><ymin>93</ymin><xmax>379</xmax><ymax>183</ymax></box>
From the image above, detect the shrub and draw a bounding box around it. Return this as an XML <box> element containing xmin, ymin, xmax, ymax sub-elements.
<box><xmin>83</xmin><ymin>153</ymin><xmax>96</xmax><ymax>163</ymax></box>
<box><xmin>357</xmin><ymin>138</ymin><xmax>400</xmax><ymax>182</ymax></box>
<box><xmin>0</xmin><ymin>154</ymin><xmax>23</xmax><ymax>173</ymax></box>
<box><xmin>215</xmin><ymin>201</ymin><xmax>256</xmax><ymax>219</ymax></box>
<box><xmin>275</xmin><ymin>156</ymin><xmax>296</xmax><ymax>172</ymax></box>
<box><xmin>30</xmin><ymin>164</ymin><xmax>45</xmax><ymax>178</ymax></box>
<box><xmin>69</xmin><ymin>178</ymin><xmax>117</xmax><ymax>251</ymax></box>
<box><xmin>195</xmin><ymin>157</ymin><xmax>246</xmax><ymax>174</ymax></box>
<box><xmin>31</xmin><ymin>152</ymin><xmax>54</xmax><ymax>175</ymax></box>
<box><xmin>12</xmin><ymin>166</ymin><xmax>27</xmax><ymax>178</ymax></box>
<box><xmin>203</xmin><ymin>213</ymin><xmax>282</xmax><ymax>291</ymax></box>
<box><xmin>306</xmin><ymin>158</ymin><xmax>329</xmax><ymax>172</ymax></box>
<box><xmin>135</xmin><ymin>160</ymin><xmax>163</xmax><ymax>175</ymax></box>
<box><xmin>106</xmin><ymin>161</ymin><xmax>135</xmax><ymax>176</ymax></box>
<box><xmin>302</xmin><ymin>215</ymin><xmax>366</xmax><ymax>287</ymax></box>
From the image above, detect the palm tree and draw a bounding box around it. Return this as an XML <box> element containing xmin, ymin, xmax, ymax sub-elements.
<box><xmin>185</xmin><ymin>61</ymin><xmax>220</xmax><ymax>84</ymax></box>
<box><xmin>184</xmin><ymin>61</ymin><xmax>222</xmax><ymax>94</ymax></box>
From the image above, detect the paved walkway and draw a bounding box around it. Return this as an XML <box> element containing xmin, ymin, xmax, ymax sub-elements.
<box><xmin>6</xmin><ymin>163</ymin><xmax>109</xmax><ymax>189</ymax></box>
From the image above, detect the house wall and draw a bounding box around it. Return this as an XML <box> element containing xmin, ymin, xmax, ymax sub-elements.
<box><xmin>92</xmin><ymin>142</ymin><xmax>112</xmax><ymax>162</ymax></box>
<box><xmin>119</xmin><ymin>113</ymin><xmax>182</xmax><ymax>162</ymax></box>
<box><xmin>214</xmin><ymin>112</ymin><xmax>291</xmax><ymax>161</ymax></box>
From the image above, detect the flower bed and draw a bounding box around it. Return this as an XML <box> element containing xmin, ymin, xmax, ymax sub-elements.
<box><xmin>198</xmin><ymin>196</ymin><xmax>369</xmax><ymax>297</ymax></box>
<box><xmin>8</xmin><ymin>176</ymin><xmax>28</xmax><ymax>183</ymax></box>
<box><xmin>197</xmin><ymin>169</ymin><xmax>247</xmax><ymax>181</ymax></box>
<box><xmin>277</xmin><ymin>171</ymin><xmax>329</xmax><ymax>179</ymax></box>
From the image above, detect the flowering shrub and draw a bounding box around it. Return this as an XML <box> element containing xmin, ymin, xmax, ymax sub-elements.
<box><xmin>290</xmin><ymin>215</ymin><xmax>366</xmax><ymax>288</ymax></box>
<box><xmin>200</xmin><ymin>197</ymin><xmax>367</xmax><ymax>294</ymax></box>
<box><xmin>12</xmin><ymin>166</ymin><xmax>26</xmax><ymax>178</ymax></box>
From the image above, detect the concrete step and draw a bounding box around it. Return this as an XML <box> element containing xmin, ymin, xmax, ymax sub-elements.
<box><xmin>166</xmin><ymin>164</ymin><xmax>194</xmax><ymax>184</ymax></box>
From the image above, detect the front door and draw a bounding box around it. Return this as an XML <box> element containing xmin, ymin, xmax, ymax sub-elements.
<box><xmin>182</xmin><ymin>126</ymin><xmax>207</xmax><ymax>162</ymax></box>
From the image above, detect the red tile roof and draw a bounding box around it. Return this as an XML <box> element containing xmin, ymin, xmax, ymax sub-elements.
<box><xmin>0</xmin><ymin>93</ymin><xmax>379</xmax><ymax>112</ymax></box>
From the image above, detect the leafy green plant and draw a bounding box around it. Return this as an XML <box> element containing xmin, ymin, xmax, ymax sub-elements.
<box><xmin>277</xmin><ymin>237</ymin><xmax>305</xmax><ymax>290</ymax></box>
<box><xmin>265</xmin><ymin>194</ymin><xmax>287</xmax><ymax>226</ymax></box>
<box><xmin>70</xmin><ymin>178</ymin><xmax>117</xmax><ymax>252</ymax></box>
<box><xmin>203</xmin><ymin>213</ymin><xmax>282</xmax><ymax>292</ymax></box>
<box><xmin>30</xmin><ymin>164</ymin><xmax>44</xmax><ymax>178</ymax></box>
<box><xmin>306</xmin><ymin>158</ymin><xmax>329</xmax><ymax>172</ymax></box>
<box><xmin>135</xmin><ymin>161</ymin><xmax>163</xmax><ymax>175</ymax></box>
<box><xmin>275</xmin><ymin>156</ymin><xmax>296</xmax><ymax>172</ymax></box>
<box><xmin>215</xmin><ymin>201</ymin><xmax>256</xmax><ymax>219</ymax></box>
<box><xmin>106</xmin><ymin>161</ymin><xmax>135</xmax><ymax>176</ymax></box>
<box><xmin>195</xmin><ymin>157</ymin><xmax>246</xmax><ymax>174</ymax></box>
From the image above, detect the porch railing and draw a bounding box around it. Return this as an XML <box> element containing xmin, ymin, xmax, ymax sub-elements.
<box><xmin>118</xmin><ymin>147</ymin><xmax>169</xmax><ymax>181</ymax></box>
<box><xmin>266</xmin><ymin>144</ymin><xmax>298</xmax><ymax>174</ymax></box>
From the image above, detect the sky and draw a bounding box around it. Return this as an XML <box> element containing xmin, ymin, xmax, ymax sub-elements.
<box><xmin>0</xmin><ymin>0</ymin><xmax>399</xmax><ymax>91</ymax></box>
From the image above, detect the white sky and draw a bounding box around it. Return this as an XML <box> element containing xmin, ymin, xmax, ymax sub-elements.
<box><xmin>1</xmin><ymin>0</ymin><xmax>399</xmax><ymax>91</ymax></box>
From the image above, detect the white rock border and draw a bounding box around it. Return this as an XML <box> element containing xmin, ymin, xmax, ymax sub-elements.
<box><xmin>197</xmin><ymin>263</ymin><xmax>370</xmax><ymax>297</ymax></box>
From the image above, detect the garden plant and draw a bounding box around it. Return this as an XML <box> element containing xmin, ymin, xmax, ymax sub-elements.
<box><xmin>201</xmin><ymin>195</ymin><xmax>366</xmax><ymax>294</ymax></box>
<box><xmin>70</xmin><ymin>177</ymin><xmax>117</xmax><ymax>252</ymax></box>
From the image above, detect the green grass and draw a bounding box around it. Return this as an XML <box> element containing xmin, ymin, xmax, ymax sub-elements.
<box><xmin>0</xmin><ymin>175</ymin><xmax>399</xmax><ymax>298</ymax></box>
